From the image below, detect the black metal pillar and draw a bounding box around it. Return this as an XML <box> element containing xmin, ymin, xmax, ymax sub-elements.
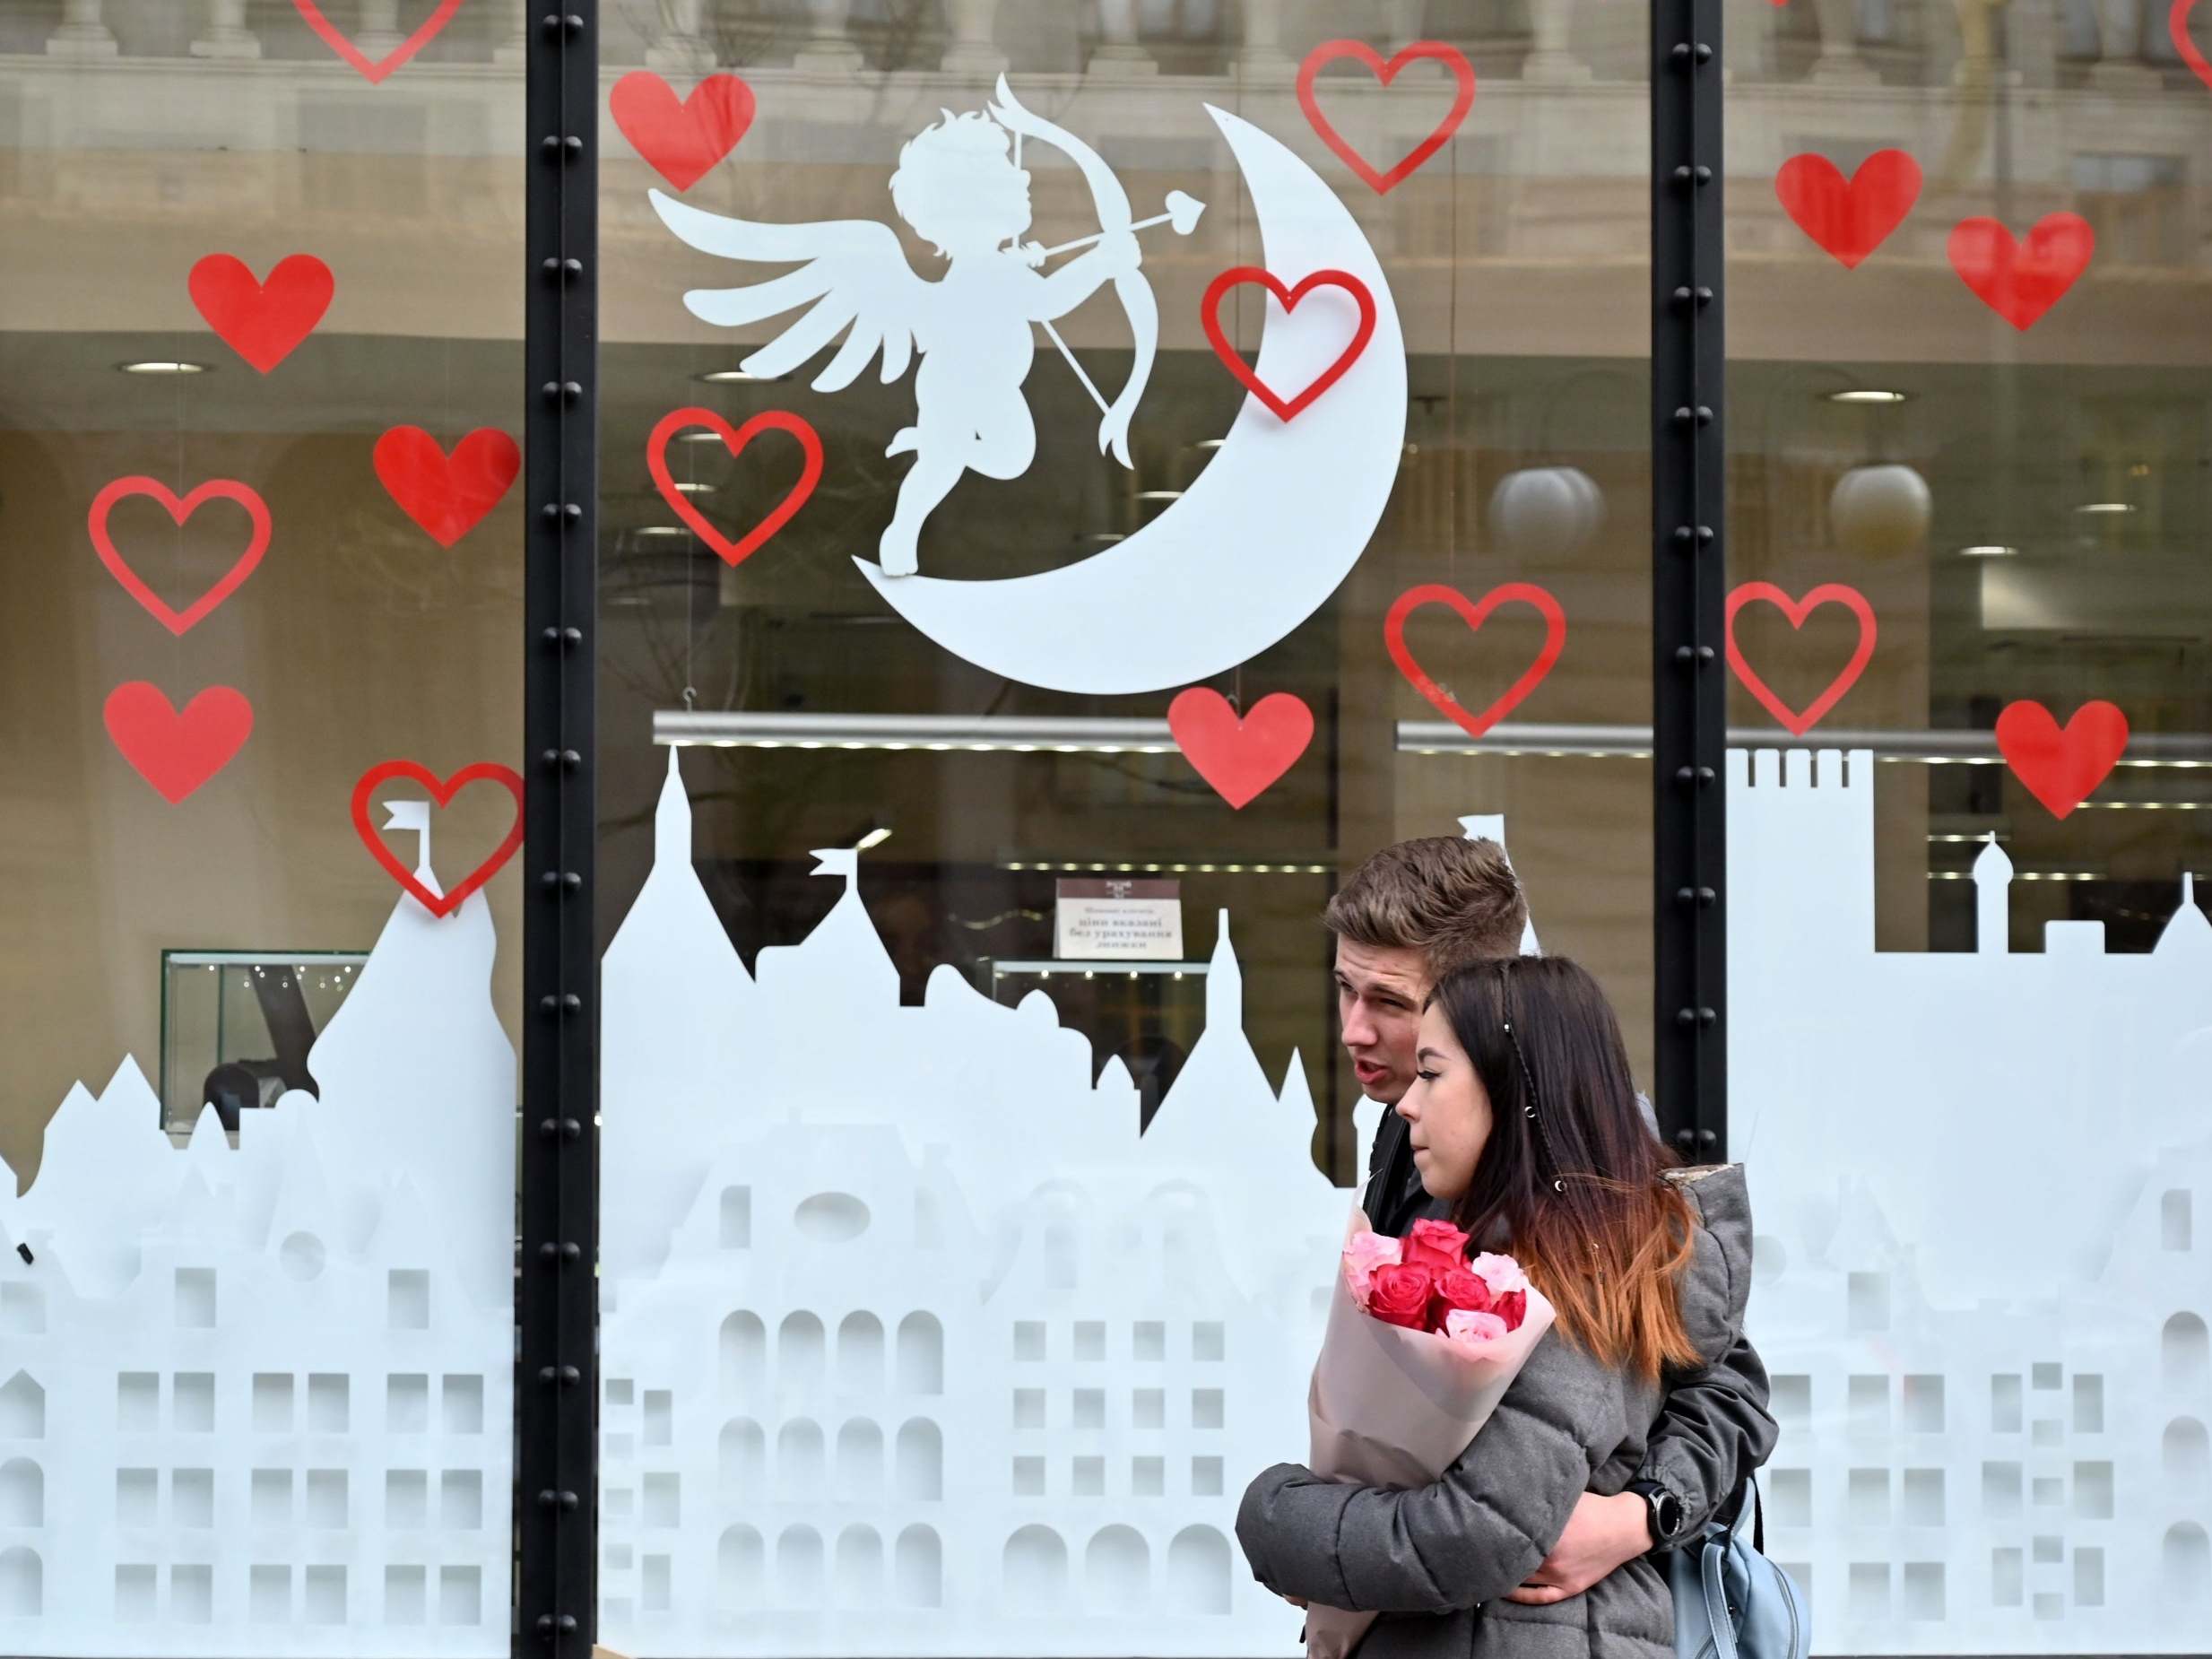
<box><xmin>1651</xmin><ymin>0</ymin><xmax>1728</xmax><ymax>1161</ymax></box>
<box><xmin>518</xmin><ymin>6</ymin><xmax>598</xmax><ymax>1657</ymax></box>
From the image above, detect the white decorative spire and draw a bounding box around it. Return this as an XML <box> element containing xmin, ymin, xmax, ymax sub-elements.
<box><xmin>384</xmin><ymin>799</ymin><xmax>436</xmax><ymax>885</ymax></box>
<box><xmin>654</xmin><ymin>745</ymin><xmax>694</xmax><ymax>866</ymax></box>
<box><xmin>2153</xmin><ymin>871</ymin><xmax>2212</xmax><ymax>959</ymax></box>
<box><xmin>1205</xmin><ymin>908</ymin><xmax>1242</xmax><ymax>1030</ymax></box>
<box><xmin>1973</xmin><ymin>834</ymin><xmax>2013</xmax><ymax>955</ymax></box>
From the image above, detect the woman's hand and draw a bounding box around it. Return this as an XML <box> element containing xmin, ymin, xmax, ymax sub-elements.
<box><xmin>1503</xmin><ymin>1490</ymin><xmax>1651</xmax><ymax>1604</ymax></box>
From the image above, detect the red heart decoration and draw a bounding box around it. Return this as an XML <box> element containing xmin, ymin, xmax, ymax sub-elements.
<box><xmin>1948</xmin><ymin>213</ymin><xmax>2095</xmax><ymax>331</ymax></box>
<box><xmin>104</xmin><ymin>682</ymin><xmax>253</xmax><ymax>803</ymax></box>
<box><xmin>646</xmin><ymin>407</ymin><xmax>824</xmax><ymax>569</ymax></box>
<box><xmin>188</xmin><ymin>254</ymin><xmax>334</xmax><ymax>373</ymax></box>
<box><xmin>89</xmin><ymin>476</ymin><xmax>271</xmax><ymax>636</ymax></box>
<box><xmin>611</xmin><ymin>72</ymin><xmax>757</xmax><ymax>192</ymax></box>
<box><xmin>1200</xmin><ymin>267</ymin><xmax>1376</xmax><ymax>423</ymax></box>
<box><xmin>1774</xmin><ymin>151</ymin><xmax>1921</xmax><ymax>269</ymax></box>
<box><xmin>1297</xmin><ymin>39</ymin><xmax>1476</xmax><ymax>195</ymax></box>
<box><xmin>291</xmin><ymin>0</ymin><xmax>464</xmax><ymax>83</ymax></box>
<box><xmin>373</xmin><ymin>427</ymin><xmax>521</xmax><ymax>548</ymax></box>
<box><xmin>1725</xmin><ymin>583</ymin><xmax>1878</xmax><ymax>736</ymax></box>
<box><xmin>2174</xmin><ymin>0</ymin><xmax>2212</xmax><ymax>97</ymax></box>
<box><xmin>351</xmin><ymin>760</ymin><xmax>525</xmax><ymax>919</ymax></box>
<box><xmin>1167</xmin><ymin>689</ymin><xmax>1314</xmax><ymax>811</ymax></box>
<box><xmin>1384</xmin><ymin>582</ymin><xmax>1566</xmax><ymax>740</ymax></box>
<box><xmin>1995</xmin><ymin>700</ymin><xmax>2130</xmax><ymax>821</ymax></box>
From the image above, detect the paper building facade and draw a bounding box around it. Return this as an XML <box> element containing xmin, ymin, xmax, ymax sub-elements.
<box><xmin>1730</xmin><ymin>747</ymin><xmax>2212</xmax><ymax>1653</ymax></box>
<box><xmin>596</xmin><ymin>755</ymin><xmax>1351</xmax><ymax>1655</ymax></box>
<box><xmin>0</xmin><ymin>825</ymin><xmax>516</xmax><ymax>1657</ymax></box>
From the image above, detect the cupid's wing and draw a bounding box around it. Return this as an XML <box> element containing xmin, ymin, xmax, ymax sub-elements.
<box><xmin>649</xmin><ymin>188</ymin><xmax>923</xmax><ymax>391</ymax></box>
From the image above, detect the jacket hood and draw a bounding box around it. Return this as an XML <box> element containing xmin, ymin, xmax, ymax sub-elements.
<box><xmin>1666</xmin><ymin>1162</ymin><xmax>1757</xmax><ymax>1367</ymax></box>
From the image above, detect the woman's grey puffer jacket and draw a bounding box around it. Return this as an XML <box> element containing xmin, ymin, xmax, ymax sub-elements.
<box><xmin>1236</xmin><ymin>1165</ymin><xmax>1770</xmax><ymax>1659</ymax></box>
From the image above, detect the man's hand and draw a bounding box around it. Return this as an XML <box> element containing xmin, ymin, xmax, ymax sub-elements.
<box><xmin>1504</xmin><ymin>1490</ymin><xmax>1651</xmax><ymax>1606</ymax></box>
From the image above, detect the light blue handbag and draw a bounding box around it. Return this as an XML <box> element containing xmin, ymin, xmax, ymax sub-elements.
<box><xmin>1670</xmin><ymin>1478</ymin><xmax>1809</xmax><ymax>1659</ymax></box>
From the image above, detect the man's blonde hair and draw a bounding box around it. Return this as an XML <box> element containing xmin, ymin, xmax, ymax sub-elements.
<box><xmin>1323</xmin><ymin>836</ymin><xmax>1528</xmax><ymax>978</ymax></box>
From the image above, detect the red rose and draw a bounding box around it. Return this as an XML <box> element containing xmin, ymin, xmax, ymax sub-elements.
<box><xmin>1366</xmin><ymin>1263</ymin><xmax>1436</xmax><ymax>1330</ymax></box>
<box><xmin>1404</xmin><ymin>1218</ymin><xmax>1471</xmax><ymax>1274</ymax></box>
<box><xmin>1493</xmin><ymin>1289</ymin><xmax>1528</xmax><ymax>1332</ymax></box>
<box><xmin>1429</xmin><ymin>1267</ymin><xmax>1496</xmax><ymax>1331</ymax></box>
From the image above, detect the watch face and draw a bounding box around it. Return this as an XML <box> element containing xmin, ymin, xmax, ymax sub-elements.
<box><xmin>1656</xmin><ymin>1491</ymin><xmax>1683</xmax><ymax>1535</ymax></box>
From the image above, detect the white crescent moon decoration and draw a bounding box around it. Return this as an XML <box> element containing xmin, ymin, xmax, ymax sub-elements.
<box><xmin>862</xmin><ymin>105</ymin><xmax>1406</xmax><ymax>697</ymax></box>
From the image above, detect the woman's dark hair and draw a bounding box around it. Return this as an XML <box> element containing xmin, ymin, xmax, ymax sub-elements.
<box><xmin>1427</xmin><ymin>956</ymin><xmax>1702</xmax><ymax>1382</ymax></box>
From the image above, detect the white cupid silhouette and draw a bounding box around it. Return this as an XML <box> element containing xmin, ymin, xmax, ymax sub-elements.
<box><xmin>649</xmin><ymin>76</ymin><xmax>1203</xmax><ymax>577</ymax></box>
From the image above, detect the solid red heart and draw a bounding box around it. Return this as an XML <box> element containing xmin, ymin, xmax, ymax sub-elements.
<box><xmin>611</xmin><ymin>72</ymin><xmax>757</xmax><ymax>192</ymax></box>
<box><xmin>1167</xmin><ymin>689</ymin><xmax>1314</xmax><ymax>811</ymax></box>
<box><xmin>1297</xmin><ymin>39</ymin><xmax>1476</xmax><ymax>195</ymax></box>
<box><xmin>291</xmin><ymin>0</ymin><xmax>464</xmax><ymax>83</ymax></box>
<box><xmin>373</xmin><ymin>427</ymin><xmax>521</xmax><ymax>548</ymax></box>
<box><xmin>351</xmin><ymin>760</ymin><xmax>525</xmax><ymax>919</ymax></box>
<box><xmin>1995</xmin><ymin>700</ymin><xmax>2130</xmax><ymax>820</ymax></box>
<box><xmin>90</xmin><ymin>476</ymin><xmax>271</xmax><ymax>636</ymax></box>
<box><xmin>1384</xmin><ymin>582</ymin><xmax>1566</xmax><ymax>741</ymax></box>
<box><xmin>1774</xmin><ymin>151</ymin><xmax>1921</xmax><ymax>269</ymax></box>
<box><xmin>104</xmin><ymin>682</ymin><xmax>253</xmax><ymax>804</ymax></box>
<box><xmin>1725</xmin><ymin>582</ymin><xmax>1878</xmax><ymax>736</ymax></box>
<box><xmin>1200</xmin><ymin>267</ymin><xmax>1376</xmax><ymax>423</ymax></box>
<box><xmin>646</xmin><ymin>407</ymin><xmax>824</xmax><ymax>569</ymax></box>
<box><xmin>1948</xmin><ymin>213</ymin><xmax>2095</xmax><ymax>330</ymax></box>
<box><xmin>2175</xmin><ymin>0</ymin><xmax>2212</xmax><ymax>97</ymax></box>
<box><xmin>188</xmin><ymin>254</ymin><xmax>334</xmax><ymax>373</ymax></box>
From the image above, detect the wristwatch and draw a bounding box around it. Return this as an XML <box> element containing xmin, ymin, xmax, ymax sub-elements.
<box><xmin>1626</xmin><ymin>1480</ymin><xmax>1684</xmax><ymax>1549</ymax></box>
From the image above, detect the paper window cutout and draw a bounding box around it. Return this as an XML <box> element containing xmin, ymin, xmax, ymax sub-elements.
<box><xmin>102</xmin><ymin>683</ymin><xmax>253</xmax><ymax>804</ymax></box>
<box><xmin>290</xmin><ymin>0</ymin><xmax>463</xmax><ymax>84</ymax></box>
<box><xmin>1947</xmin><ymin>213</ymin><xmax>2095</xmax><ymax>331</ymax></box>
<box><xmin>1724</xmin><ymin>582</ymin><xmax>1878</xmax><ymax>736</ymax></box>
<box><xmin>646</xmin><ymin>408</ymin><xmax>823</xmax><ymax>569</ymax></box>
<box><xmin>372</xmin><ymin>427</ymin><xmax>520</xmax><ymax>549</ymax></box>
<box><xmin>1166</xmin><ymin>689</ymin><xmax>1313</xmax><ymax>810</ymax></box>
<box><xmin>349</xmin><ymin>762</ymin><xmax>525</xmax><ymax>918</ymax></box>
<box><xmin>2173</xmin><ymin>0</ymin><xmax>2211</xmax><ymax>94</ymax></box>
<box><xmin>89</xmin><ymin>477</ymin><xmax>270</xmax><ymax>637</ymax></box>
<box><xmin>1385</xmin><ymin>582</ymin><xmax>1566</xmax><ymax>740</ymax></box>
<box><xmin>1992</xmin><ymin>700</ymin><xmax>2129</xmax><ymax>819</ymax></box>
<box><xmin>1200</xmin><ymin>267</ymin><xmax>1375</xmax><ymax>422</ymax></box>
<box><xmin>187</xmin><ymin>254</ymin><xmax>333</xmax><ymax>373</ymax></box>
<box><xmin>1295</xmin><ymin>41</ymin><xmax>1476</xmax><ymax>195</ymax></box>
<box><xmin>1774</xmin><ymin>151</ymin><xmax>1921</xmax><ymax>269</ymax></box>
<box><xmin>611</xmin><ymin>73</ymin><xmax>756</xmax><ymax>192</ymax></box>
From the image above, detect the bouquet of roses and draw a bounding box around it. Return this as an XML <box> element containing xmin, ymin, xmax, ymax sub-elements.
<box><xmin>1298</xmin><ymin>1210</ymin><xmax>1557</xmax><ymax>1659</ymax></box>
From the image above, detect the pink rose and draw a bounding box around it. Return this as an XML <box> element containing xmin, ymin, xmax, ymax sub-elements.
<box><xmin>1404</xmin><ymin>1217</ymin><xmax>1472</xmax><ymax>1274</ymax></box>
<box><xmin>1366</xmin><ymin>1263</ymin><xmax>1435</xmax><ymax>1330</ymax></box>
<box><xmin>1468</xmin><ymin>1252</ymin><xmax>1530</xmax><ymax>1296</ymax></box>
<box><xmin>1429</xmin><ymin>1267</ymin><xmax>1495</xmax><ymax>1331</ymax></box>
<box><xmin>1342</xmin><ymin>1230</ymin><xmax>1403</xmax><ymax>1306</ymax></box>
<box><xmin>1444</xmin><ymin>1307</ymin><xmax>1511</xmax><ymax>1349</ymax></box>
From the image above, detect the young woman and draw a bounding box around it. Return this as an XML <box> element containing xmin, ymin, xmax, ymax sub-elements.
<box><xmin>1237</xmin><ymin>957</ymin><xmax>1773</xmax><ymax>1658</ymax></box>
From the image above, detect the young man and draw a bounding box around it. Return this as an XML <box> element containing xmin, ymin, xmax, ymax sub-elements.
<box><xmin>1326</xmin><ymin>836</ymin><xmax>1776</xmax><ymax>1604</ymax></box>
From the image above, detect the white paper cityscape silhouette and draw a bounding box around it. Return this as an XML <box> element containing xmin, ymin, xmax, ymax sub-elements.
<box><xmin>1729</xmin><ymin>747</ymin><xmax>2212</xmax><ymax>1654</ymax></box>
<box><xmin>0</xmin><ymin>814</ymin><xmax>516</xmax><ymax>1656</ymax></box>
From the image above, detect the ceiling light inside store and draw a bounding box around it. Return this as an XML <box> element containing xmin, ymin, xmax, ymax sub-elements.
<box><xmin>671</xmin><ymin>481</ymin><xmax>716</xmax><ymax>494</ymax></box>
<box><xmin>854</xmin><ymin>827</ymin><xmax>892</xmax><ymax>851</ymax></box>
<box><xmin>697</xmin><ymin>368</ymin><xmax>768</xmax><ymax>383</ymax></box>
<box><xmin>1826</xmin><ymin>388</ymin><xmax>1907</xmax><ymax>404</ymax></box>
<box><xmin>119</xmin><ymin>360</ymin><xmax>207</xmax><ymax>375</ymax></box>
<box><xmin>2076</xmin><ymin>502</ymin><xmax>2135</xmax><ymax>515</ymax></box>
<box><xmin>1136</xmin><ymin>490</ymin><xmax>1183</xmax><ymax>501</ymax></box>
<box><xmin>1193</xmin><ymin>438</ymin><xmax>1227</xmax><ymax>450</ymax></box>
<box><xmin>1958</xmin><ymin>544</ymin><xmax>2017</xmax><ymax>558</ymax></box>
<box><xmin>635</xmin><ymin>525</ymin><xmax>691</xmax><ymax>537</ymax></box>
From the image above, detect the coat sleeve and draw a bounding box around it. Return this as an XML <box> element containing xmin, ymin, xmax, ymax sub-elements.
<box><xmin>1236</xmin><ymin>1334</ymin><xmax>1626</xmax><ymax>1615</ymax></box>
<box><xmin>1636</xmin><ymin>1332</ymin><xmax>1779</xmax><ymax>1542</ymax></box>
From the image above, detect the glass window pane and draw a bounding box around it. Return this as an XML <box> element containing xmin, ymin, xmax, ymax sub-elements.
<box><xmin>1725</xmin><ymin>8</ymin><xmax>2210</xmax><ymax>1652</ymax></box>
<box><xmin>0</xmin><ymin>6</ymin><xmax>523</xmax><ymax>1652</ymax></box>
<box><xmin>597</xmin><ymin>3</ymin><xmax>1646</xmax><ymax>1649</ymax></box>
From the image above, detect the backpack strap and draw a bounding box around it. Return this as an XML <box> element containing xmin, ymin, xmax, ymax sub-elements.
<box><xmin>1700</xmin><ymin>1537</ymin><xmax>1739</xmax><ymax>1659</ymax></box>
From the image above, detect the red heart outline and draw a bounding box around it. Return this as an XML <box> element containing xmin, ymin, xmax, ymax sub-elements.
<box><xmin>1774</xmin><ymin>151</ymin><xmax>1921</xmax><ymax>269</ymax></box>
<box><xmin>104</xmin><ymin>682</ymin><xmax>253</xmax><ymax>803</ymax></box>
<box><xmin>1947</xmin><ymin>213</ymin><xmax>2095</xmax><ymax>331</ymax></box>
<box><xmin>646</xmin><ymin>407</ymin><xmax>824</xmax><ymax>568</ymax></box>
<box><xmin>2174</xmin><ymin>0</ymin><xmax>2212</xmax><ymax>96</ymax></box>
<box><xmin>351</xmin><ymin>760</ymin><xmax>525</xmax><ymax>919</ymax></box>
<box><xmin>1200</xmin><ymin>267</ymin><xmax>1376</xmax><ymax>423</ymax></box>
<box><xmin>1725</xmin><ymin>582</ymin><xmax>1878</xmax><ymax>736</ymax></box>
<box><xmin>1995</xmin><ymin>700</ymin><xmax>2130</xmax><ymax>821</ymax></box>
<box><xmin>90</xmin><ymin>476</ymin><xmax>271</xmax><ymax>636</ymax></box>
<box><xmin>1167</xmin><ymin>689</ymin><xmax>1314</xmax><ymax>811</ymax></box>
<box><xmin>611</xmin><ymin>72</ymin><xmax>757</xmax><ymax>192</ymax></box>
<box><xmin>373</xmin><ymin>426</ymin><xmax>521</xmax><ymax>548</ymax></box>
<box><xmin>1297</xmin><ymin>39</ymin><xmax>1476</xmax><ymax>195</ymax></box>
<box><xmin>1384</xmin><ymin>582</ymin><xmax>1566</xmax><ymax>740</ymax></box>
<box><xmin>291</xmin><ymin>0</ymin><xmax>464</xmax><ymax>83</ymax></box>
<box><xmin>188</xmin><ymin>254</ymin><xmax>334</xmax><ymax>373</ymax></box>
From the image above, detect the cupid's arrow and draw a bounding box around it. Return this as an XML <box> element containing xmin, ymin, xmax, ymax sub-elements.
<box><xmin>1037</xmin><ymin>190</ymin><xmax>1206</xmax><ymax>259</ymax></box>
